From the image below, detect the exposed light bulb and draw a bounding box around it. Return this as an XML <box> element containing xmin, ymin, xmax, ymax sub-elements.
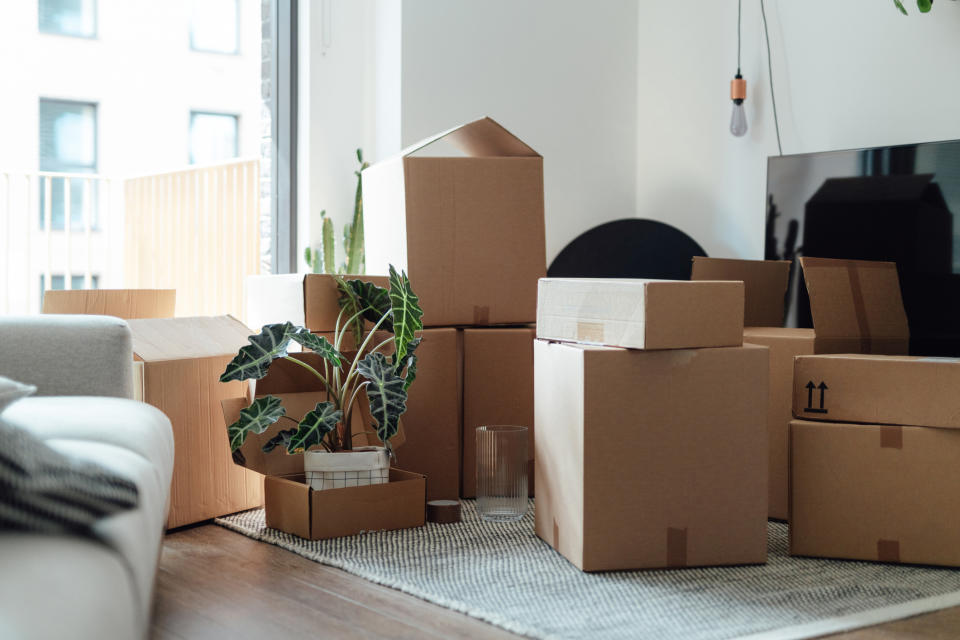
<box><xmin>730</xmin><ymin>73</ymin><xmax>747</xmax><ymax>137</ymax></box>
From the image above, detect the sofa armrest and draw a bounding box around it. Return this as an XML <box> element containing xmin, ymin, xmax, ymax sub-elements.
<box><xmin>0</xmin><ymin>315</ymin><xmax>133</xmax><ymax>399</ymax></box>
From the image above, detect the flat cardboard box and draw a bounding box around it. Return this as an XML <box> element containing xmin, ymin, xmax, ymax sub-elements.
<box><xmin>693</xmin><ymin>257</ymin><xmax>909</xmax><ymax>520</ymax></box>
<box><xmin>128</xmin><ymin>315</ymin><xmax>263</xmax><ymax>529</ymax></box>
<box><xmin>362</xmin><ymin>117</ymin><xmax>546</xmax><ymax>327</ymax></box>
<box><xmin>462</xmin><ymin>327</ymin><xmax>535</xmax><ymax>498</ymax></box>
<box><xmin>534</xmin><ymin>340</ymin><xmax>768</xmax><ymax>571</ymax></box>
<box><xmin>245</xmin><ymin>273</ymin><xmax>390</xmax><ymax>333</ymax></box>
<box><xmin>793</xmin><ymin>354</ymin><xmax>960</xmax><ymax>428</ymax></box>
<box><xmin>536</xmin><ymin>278</ymin><xmax>744</xmax><ymax>350</ymax></box>
<box><xmin>43</xmin><ymin>288</ymin><xmax>175</xmax><ymax>319</ymax></box>
<box><xmin>790</xmin><ymin>419</ymin><xmax>960</xmax><ymax>567</ymax></box>
<box><xmin>265</xmin><ymin>469</ymin><xmax>425</xmax><ymax>540</ymax></box>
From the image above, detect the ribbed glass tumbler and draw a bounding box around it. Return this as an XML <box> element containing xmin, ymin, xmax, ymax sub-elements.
<box><xmin>476</xmin><ymin>425</ymin><xmax>528</xmax><ymax>522</ymax></box>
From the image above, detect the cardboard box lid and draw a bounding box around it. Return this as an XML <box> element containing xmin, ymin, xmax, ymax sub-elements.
<box><xmin>398</xmin><ymin>116</ymin><xmax>541</xmax><ymax>159</ymax></box>
<box><xmin>799</xmin><ymin>257</ymin><xmax>909</xmax><ymax>351</ymax></box>
<box><xmin>129</xmin><ymin>315</ymin><xmax>252</xmax><ymax>362</ymax></box>
<box><xmin>690</xmin><ymin>257</ymin><xmax>790</xmax><ymax>327</ymax></box>
<box><xmin>42</xmin><ymin>288</ymin><xmax>176</xmax><ymax>319</ymax></box>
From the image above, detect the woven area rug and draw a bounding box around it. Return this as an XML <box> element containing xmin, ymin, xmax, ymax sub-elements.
<box><xmin>215</xmin><ymin>501</ymin><xmax>960</xmax><ymax>640</ymax></box>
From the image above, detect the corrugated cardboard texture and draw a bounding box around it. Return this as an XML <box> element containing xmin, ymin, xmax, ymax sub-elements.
<box><xmin>793</xmin><ymin>354</ymin><xmax>960</xmax><ymax>428</ymax></box>
<box><xmin>790</xmin><ymin>420</ymin><xmax>960</xmax><ymax>567</ymax></box>
<box><xmin>129</xmin><ymin>315</ymin><xmax>252</xmax><ymax>362</ymax></box>
<box><xmin>42</xmin><ymin>288</ymin><xmax>176</xmax><ymax>319</ymax></box>
<box><xmin>690</xmin><ymin>257</ymin><xmax>790</xmax><ymax>327</ymax></box>
<box><xmin>535</xmin><ymin>340</ymin><xmax>768</xmax><ymax>572</ymax></box>
<box><xmin>264</xmin><ymin>469</ymin><xmax>426</xmax><ymax>540</ymax></box>
<box><xmin>363</xmin><ymin>117</ymin><xmax>546</xmax><ymax>327</ymax></box>
<box><xmin>743</xmin><ymin>327</ymin><xmax>815</xmax><ymax>520</ymax></box>
<box><xmin>536</xmin><ymin>278</ymin><xmax>744</xmax><ymax>350</ymax></box>
<box><xmin>462</xmin><ymin>328</ymin><xmax>535</xmax><ymax>498</ymax></box>
<box><xmin>799</xmin><ymin>257</ymin><xmax>909</xmax><ymax>354</ymax></box>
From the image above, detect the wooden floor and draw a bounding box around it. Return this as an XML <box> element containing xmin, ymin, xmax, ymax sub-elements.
<box><xmin>152</xmin><ymin>524</ymin><xmax>960</xmax><ymax>640</ymax></box>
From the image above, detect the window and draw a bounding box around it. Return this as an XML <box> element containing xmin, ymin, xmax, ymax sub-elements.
<box><xmin>39</xmin><ymin>274</ymin><xmax>100</xmax><ymax>306</ymax></box>
<box><xmin>39</xmin><ymin>99</ymin><xmax>98</xmax><ymax>230</ymax></box>
<box><xmin>190</xmin><ymin>0</ymin><xmax>239</xmax><ymax>54</ymax></box>
<box><xmin>39</xmin><ymin>0</ymin><xmax>96</xmax><ymax>38</ymax></box>
<box><xmin>189</xmin><ymin>111</ymin><xmax>239</xmax><ymax>164</ymax></box>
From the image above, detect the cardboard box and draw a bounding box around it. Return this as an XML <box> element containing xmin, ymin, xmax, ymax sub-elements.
<box><xmin>264</xmin><ymin>469</ymin><xmax>426</xmax><ymax>540</ymax></box>
<box><xmin>790</xmin><ymin>419</ymin><xmax>960</xmax><ymax>567</ymax></box>
<box><xmin>692</xmin><ymin>256</ymin><xmax>909</xmax><ymax>520</ymax></box>
<box><xmin>462</xmin><ymin>327</ymin><xmax>535</xmax><ymax>498</ymax></box>
<box><xmin>536</xmin><ymin>278</ymin><xmax>745</xmax><ymax>350</ymax></box>
<box><xmin>42</xmin><ymin>288</ymin><xmax>175</xmax><ymax>319</ymax></box>
<box><xmin>128</xmin><ymin>315</ymin><xmax>263</xmax><ymax>529</ymax></box>
<box><xmin>534</xmin><ymin>340</ymin><xmax>768</xmax><ymax>571</ymax></box>
<box><xmin>793</xmin><ymin>354</ymin><xmax>960</xmax><ymax>428</ymax></box>
<box><xmin>362</xmin><ymin>117</ymin><xmax>546</xmax><ymax>327</ymax></box>
<box><xmin>245</xmin><ymin>273</ymin><xmax>389</xmax><ymax>333</ymax></box>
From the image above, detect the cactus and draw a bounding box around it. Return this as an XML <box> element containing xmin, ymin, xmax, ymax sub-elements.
<box><xmin>304</xmin><ymin>149</ymin><xmax>369</xmax><ymax>275</ymax></box>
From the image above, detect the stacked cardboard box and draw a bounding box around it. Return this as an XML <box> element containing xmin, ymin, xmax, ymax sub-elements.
<box><xmin>789</xmin><ymin>355</ymin><xmax>960</xmax><ymax>567</ymax></box>
<box><xmin>534</xmin><ymin>278</ymin><xmax>770</xmax><ymax>572</ymax></box>
<box><xmin>692</xmin><ymin>257</ymin><xmax>910</xmax><ymax>520</ymax></box>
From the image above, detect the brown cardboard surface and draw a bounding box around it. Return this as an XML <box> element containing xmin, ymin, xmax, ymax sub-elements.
<box><xmin>42</xmin><ymin>288</ymin><xmax>175</xmax><ymax>319</ymax></box>
<box><xmin>127</xmin><ymin>315</ymin><xmax>263</xmax><ymax>529</ymax></box>
<box><xmin>690</xmin><ymin>257</ymin><xmax>790</xmax><ymax>327</ymax></box>
<box><xmin>793</xmin><ymin>354</ymin><xmax>960</xmax><ymax>428</ymax></box>
<box><xmin>790</xmin><ymin>419</ymin><xmax>960</xmax><ymax>567</ymax></box>
<box><xmin>362</xmin><ymin>117</ymin><xmax>546</xmax><ymax>327</ymax></box>
<box><xmin>743</xmin><ymin>327</ymin><xmax>815</xmax><ymax>520</ymax></box>
<box><xmin>799</xmin><ymin>257</ymin><xmax>909</xmax><ymax>354</ymax></box>
<box><xmin>535</xmin><ymin>340</ymin><xmax>768</xmax><ymax>571</ymax></box>
<box><xmin>536</xmin><ymin>278</ymin><xmax>744</xmax><ymax>350</ymax></box>
<box><xmin>264</xmin><ymin>469</ymin><xmax>425</xmax><ymax>540</ymax></box>
<box><xmin>462</xmin><ymin>327</ymin><xmax>535</xmax><ymax>498</ymax></box>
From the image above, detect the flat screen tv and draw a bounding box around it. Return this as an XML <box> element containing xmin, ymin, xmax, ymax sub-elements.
<box><xmin>765</xmin><ymin>138</ymin><xmax>960</xmax><ymax>356</ymax></box>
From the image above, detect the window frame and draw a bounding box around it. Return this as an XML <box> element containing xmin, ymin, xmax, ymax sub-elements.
<box><xmin>188</xmin><ymin>110</ymin><xmax>240</xmax><ymax>165</ymax></box>
<box><xmin>39</xmin><ymin>97</ymin><xmax>99</xmax><ymax>174</ymax></box>
<box><xmin>189</xmin><ymin>0</ymin><xmax>241</xmax><ymax>55</ymax></box>
<box><xmin>38</xmin><ymin>0</ymin><xmax>98</xmax><ymax>39</ymax></box>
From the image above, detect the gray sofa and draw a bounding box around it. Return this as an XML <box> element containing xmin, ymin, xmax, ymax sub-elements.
<box><xmin>0</xmin><ymin>315</ymin><xmax>174</xmax><ymax>640</ymax></box>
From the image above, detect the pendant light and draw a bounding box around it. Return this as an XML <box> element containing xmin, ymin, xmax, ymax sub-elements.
<box><xmin>730</xmin><ymin>0</ymin><xmax>748</xmax><ymax>137</ymax></box>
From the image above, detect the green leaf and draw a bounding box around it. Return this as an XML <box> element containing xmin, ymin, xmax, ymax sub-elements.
<box><xmin>321</xmin><ymin>212</ymin><xmax>336</xmax><ymax>274</ymax></box>
<box><xmin>226</xmin><ymin>396</ymin><xmax>286</xmax><ymax>452</ymax></box>
<box><xmin>290</xmin><ymin>330</ymin><xmax>343</xmax><ymax>367</ymax></box>
<box><xmin>220</xmin><ymin>322</ymin><xmax>298</xmax><ymax>382</ymax></box>
<box><xmin>336</xmin><ymin>277</ymin><xmax>392</xmax><ymax>345</ymax></box>
<box><xmin>894</xmin><ymin>0</ymin><xmax>908</xmax><ymax>13</ymax></box>
<box><xmin>287</xmin><ymin>401</ymin><xmax>342</xmax><ymax>453</ymax></box>
<box><xmin>917</xmin><ymin>0</ymin><xmax>932</xmax><ymax>11</ymax></box>
<box><xmin>388</xmin><ymin>265</ymin><xmax>423</xmax><ymax>367</ymax></box>
<box><xmin>262</xmin><ymin>428</ymin><xmax>297</xmax><ymax>453</ymax></box>
<box><xmin>357</xmin><ymin>352</ymin><xmax>408</xmax><ymax>446</ymax></box>
<box><xmin>392</xmin><ymin>336</ymin><xmax>421</xmax><ymax>392</ymax></box>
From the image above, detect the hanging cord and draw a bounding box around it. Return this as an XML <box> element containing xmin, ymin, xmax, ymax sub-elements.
<box><xmin>737</xmin><ymin>0</ymin><xmax>742</xmax><ymax>74</ymax></box>
<box><xmin>760</xmin><ymin>0</ymin><xmax>783</xmax><ymax>155</ymax></box>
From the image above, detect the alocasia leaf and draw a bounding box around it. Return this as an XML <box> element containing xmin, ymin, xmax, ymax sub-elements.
<box><xmin>290</xmin><ymin>330</ymin><xmax>343</xmax><ymax>367</ymax></box>
<box><xmin>262</xmin><ymin>428</ymin><xmax>297</xmax><ymax>453</ymax></box>
<box><xmin>220</xmin><ymin>322</ymin><xmax>298</xmax><ymax>382</ymax></box>
<box><xmin>336</xmin><ymin>277</ymin><xmax>393</xmax><ymax>345</ymax></box>
<box><xmin>357</xmin><ymin>351</ymin><xmax>408</xmax><ymax>446</ymax></box>
<box><xmin>226</xmin><ymin>395</ymin><xmax>286</xmax><ymax>452</ymax></box>
<box><xmin>387</xmin><ymin>265</ymin><xmax>423</xmax><ymax>367</ymax></box>
<box><xmin>391</xmin><ymin>336</ymin><xmax>421</xmax><ymax>392</ymax></box>
<box><xmin>286</xmin><ymin>401</ymin><xmax>342</xmax><ymax>453</ymax></box>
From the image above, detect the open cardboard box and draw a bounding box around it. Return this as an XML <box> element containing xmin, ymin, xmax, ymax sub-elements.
<box><xmin>692</xmin><ymin>256</ymin><xmax>909</xmax><ymax>520</ymax></box>
<box><xmin>221</xmin><ymin>352</ymin><xmax>425</xmax><ymax>540</ymax></box>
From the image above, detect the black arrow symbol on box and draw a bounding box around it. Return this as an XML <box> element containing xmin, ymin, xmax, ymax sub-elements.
<box><xmin>818</xmin><ymin>381</ymin><xmax>828</xmax><ymax>409</ymax></box>
<box><xmin>806</xmin><ymin>381</ymin><xmax>815</xmax><ymax>408</ymax></box>
<box><xmin>804</xmin><ymin>380</ymin><xmax>828</xmax><ymax>414</ymax></box>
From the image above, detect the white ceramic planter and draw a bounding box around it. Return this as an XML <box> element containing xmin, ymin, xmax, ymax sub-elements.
<box><xmin>303</xmin><ymin>446</ymin><xmax>390</xmax><ymax>491</ymax></box>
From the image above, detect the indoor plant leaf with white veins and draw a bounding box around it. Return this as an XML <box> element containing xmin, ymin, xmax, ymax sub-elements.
<box><xmin>357</xmin><ymin>351</ymin><xmax>408</xmax><ymax>446</ymax></box>
<box><xmin>220</xmin><ymin>322</ymin><xmax>298</xmax><ymax>382</ymax></box>
<box><xmin>226</xmin><ymin>395</ymin><xmax>286</xmax><ymax>452</ymax></box>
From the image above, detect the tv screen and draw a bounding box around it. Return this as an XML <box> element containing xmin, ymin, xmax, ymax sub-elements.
<box><xmin>765</xmin><ymin>139</ymin><xmax>960</xmax><ymax>356</ymax></box>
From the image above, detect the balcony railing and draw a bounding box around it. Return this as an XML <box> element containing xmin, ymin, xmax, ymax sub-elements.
<box><xmin>1</xmin><ymin>158</ymin><xmax>261</xmax><ymax>320</ymax></box>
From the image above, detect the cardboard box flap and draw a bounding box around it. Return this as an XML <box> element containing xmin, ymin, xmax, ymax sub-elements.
<box><xmin>800</xmin><ymin>257</ymin><xmax>909</xmax><ymax>348</ymax></box>
<box><xmin>42</xmin><ymin>288</ymin><xmax>176</xmax><ymax>319</ymax></box>
<box><xmin>399</xmin><ymin>116</ymin><xmax>540</xmax><ymax>159</ymax></box>
<box><xmin>690</xmin><ymin>257</ymin><xmax>790</xmax><ymax>327</ymax></box>
<box><xmin>129</xmin><ymin>315</ymin><xmax>253</xmax><ymax>362</ymax></box>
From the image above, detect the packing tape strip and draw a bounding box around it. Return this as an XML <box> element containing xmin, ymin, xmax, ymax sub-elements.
<box><xmin>880</xmin><ymin>425</ymin><xmax>903</xmax><ymax>449</ymax></box>
<box><xmin>473</xmin><ymin>306</ymin><xmax>490</xmax><ymax>325</ymax></box>
<box><xmin>846</xmin><ymin>262</ymin><xmax>872</xmax><ymax>353</ymax></box>
<box><xmin>877</xmin><ymin>539</ymin><xmax>901</xmax><ymax>563</ymax></box>
<box><xmin>576</xmin><ymin>321</ymin><xmax>604</xmax><ymax>343</ymax></box>
<box><xmin>667</xmin><ymin>527</ymin><xmax>688</xmax><ymax>568</ymax></box>
<box><xmin>426</xmin><ymin>499</ymin><xmax>461</xmax><ymax>524</ymax></box>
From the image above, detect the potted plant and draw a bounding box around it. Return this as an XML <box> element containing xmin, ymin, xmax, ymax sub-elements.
<box><xmin>220</xmin><ymin>265</ymin><xmax>422</xmax><ymax>491</ymax></box>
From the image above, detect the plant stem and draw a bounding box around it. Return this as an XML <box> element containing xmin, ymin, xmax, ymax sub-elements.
<box><xmin>282</xmin><ymin>356</ymin><xmax>339</xmax><ymax>409</ymax></box>
<box><xmin>343</xmin><ymin>311</ymin><xmax>391</xmax><ymax>393</ymax></box>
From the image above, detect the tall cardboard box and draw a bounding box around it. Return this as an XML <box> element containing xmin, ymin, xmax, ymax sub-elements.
<box><xmin>362</xmin><ymin>117</ymin><xmax>546</xmax><ymax>327</ymax></box>
<box><xmin>534</xmin><ymin>340</ymin><xmax>769</xmax><ymax>572</ymax></box>
<box><xmin>128</xmin><ymin>315</ymin><xmax>263</xmax><ymax>529</ymax></box>
<box><xmin>692</xmin><ymin>256</ymin><xmax>909</xmax><ymax>520</ymax></box>
<box><xmin>790</xmin><ymin>419</ymin><xmax>960</xmax><ymax>567</ymax></box>
<box><xmin>462</xmin><ymin>327</ymin><xmax>535</xmax><ymax>498</ymax></box>
<box><xmin>42</xmin><ymin>288</ymin><xmax>176</xmax><ymax>319</ymax></box>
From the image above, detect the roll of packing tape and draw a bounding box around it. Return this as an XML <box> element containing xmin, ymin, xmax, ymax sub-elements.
<box><xmin>427</xmin><ymin>500</ymin><xmax>461</xmax><ymax>524</ymax></box>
